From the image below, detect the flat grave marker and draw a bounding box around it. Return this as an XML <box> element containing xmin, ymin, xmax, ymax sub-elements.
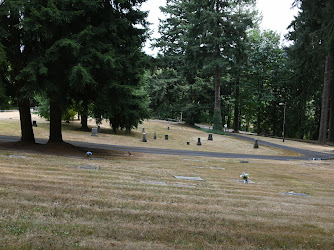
<box><xmin>234</xmin><ymin>180</ymin><xmax>255</xmax><ymax>184</ymax></box>
<box><xmin>77</xmin><ymin>165</ymin><xmax>99</xmax><ymax>170</ymax></box>
<box><xmin>281</xmin><ymin>191</ymin><xmax>311</xmax><ymax>197</ymax></box>
<box><xmin>140</xmin><ymin>180</ymin><xmax>167</xmax><ymax>186</ymax></box>
<box><xmin>171</xmin><ymin>183</ymin><xmax>196</xmax><ymax>188</ymax></box>
<box><xmin>209</xmin><ymin>167</ymin><xmax>225</xmax><ymax>170</ymax></box>
<box><xmin>189</xmin><ymin>166</ymin><xmax>205</xmax><ymax>169</ymax></box>
<box><xmin>183</xmin><ymin>159</ymin><xmax>205</xmax><ymax>162</ymax></box>
<box><xmin>9</xmin><ymin>155</ymin><xmax>27</xmax><ymax>159</ymax></box>
<box><xmin>174</xmin><ymin>176</ymin><xmax>204</xmax><ymax>181</ymax></box>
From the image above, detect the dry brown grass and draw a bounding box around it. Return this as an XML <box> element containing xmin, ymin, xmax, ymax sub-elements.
<box><xmin>1</xmin><ymin>112</ymin><xmax>334</xmax><ymax>249</ymax></box>
<box><xmin>0</xmin><ymin>111</ymin><xmax>301</xmax><ymax>156</ymax></box>
<box><xmin>0</xmin><ymin>151</ymin><xmax>334</xmax><ymax>249</ymax></box>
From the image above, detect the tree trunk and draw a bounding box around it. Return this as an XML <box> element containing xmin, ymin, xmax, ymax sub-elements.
<box><xmin>257</xmin><ymin>108</ymin><xmax>261</xmax><ymax>135</ymax></box>
<box><xmin>214</xmin><ymin>65</ymin><xmax>221</xmax><ymax>110</ymax></box>
<box><xmin>18</xmin><ymin>98</ymin><xmax>35</xmax><ymax>143</ymax></box>
<box><xmin>213</xmin><ymin>65</ymin><xmax>222</xmax><ymax>130</ymax></box>
<box><xmin>328</xmin><ymin>67</ymin><xmax>334</xmax><ymax>142</ymax></box>
<box><xmin>48</xmin><ymin>97</ymin><xmax>63</xmax><ymax>143</ymax></box>
<box><xmin>81</xmin><ymin>105</ymin><xmax>89</xmax><ymax>131</ymax></box>
<box><xmin>318</xmin><ymin>55</ymin><xmax>332</xmax><ymax>144</ymax></box>
<box><xmin>233</xmin><ymin>76</ymin><xmax>240</xmax><ymax>132</ymax></box>
<box><xmin>227</xmin><ymin>104</ymin><xmax>231</xmax><ymax>129</ymax></box>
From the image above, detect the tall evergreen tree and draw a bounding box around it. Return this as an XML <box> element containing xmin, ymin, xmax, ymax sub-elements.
<box><xmin>289</xmin><ymin>0</ymin><xmax>334</xmax><ymax>143</ymax></box>
<box><xmin>0</xmin><ymin>0</ymin><xmax>36</xmax><ymax>143</ymax></box>
<box><xmin>157</xmin><ymin>0</ymin><xmax>255</xmax><ymax>130</ymax></box>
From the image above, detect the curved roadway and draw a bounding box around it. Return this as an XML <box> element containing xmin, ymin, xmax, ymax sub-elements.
<box><xmin>0</xmin><ymin>134</ymin><xmax>333</xmax><ymax>161</ymax></box>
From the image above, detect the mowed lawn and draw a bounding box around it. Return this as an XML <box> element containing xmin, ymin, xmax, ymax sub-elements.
<box><xmin>0</xmin><ymin>112</ymin><xmax>334</xmax><ymax>249</ymax></box>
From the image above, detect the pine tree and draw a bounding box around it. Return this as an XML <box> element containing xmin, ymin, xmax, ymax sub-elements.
<box><xmin>157</xmin><ymin>0</ymin><xmax>255</xmax><ymax>130</ymax></box>
<box><xmin>289</xmin><ymin>0</ymin><xmax>334</xmax><ymax>143</ymax></box>
<box><xmin>0</xmin><ymin>0</ymin><xmax>36</xmax><ymax>143</ymax></box>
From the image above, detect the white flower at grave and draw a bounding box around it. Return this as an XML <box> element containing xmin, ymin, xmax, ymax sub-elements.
<box><xmin>240</xmin><ymin>172</ymin><xmax>249</xmax><ymax>181</ymax></box>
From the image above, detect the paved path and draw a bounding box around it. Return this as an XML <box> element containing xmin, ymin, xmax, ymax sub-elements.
<box><xmin>1</xmin><ymin>134</ymin><xmax>333</xmax><ymax>161</ymax></box>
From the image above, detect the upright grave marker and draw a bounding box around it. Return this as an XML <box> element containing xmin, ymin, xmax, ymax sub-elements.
<box><xmin>91</xmin><ymin>128</ymin><xmax>98</xmax><ymax>136</ymax></box>
<box><xmin>142</xmin><ymin>133</ymin><xmax>147</xmax><ymax>142</ymax></box>
<box><xmin>253</xmin><ymin>139</ymin><xmax>259</xmax><ymax>148</ymax></box>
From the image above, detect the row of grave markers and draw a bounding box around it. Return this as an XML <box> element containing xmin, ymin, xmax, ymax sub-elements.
<box><xmin>91</xmin><ymin>126</ymin><xmax>260</xmax><ymax>148</ymax></box>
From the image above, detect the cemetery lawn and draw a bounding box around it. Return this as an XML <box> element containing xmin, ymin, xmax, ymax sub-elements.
<box><xmin>0</xmin><ymin>148</ymin><xmax>334</xmax><ymax>249</ymax></box>
<box><xmin>1</xmin><ymin>111</ymin><xmax>334</xmax><ymax>248</ymax></box>
<box><xmin>0</xmin><ymin>111</ymin><xmax>303</xmax><ymax>157</ymax></box>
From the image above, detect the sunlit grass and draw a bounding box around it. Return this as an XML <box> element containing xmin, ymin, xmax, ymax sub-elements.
<box><xmin>0</xmin><ymin>111</ymin><xmax>301</xmax><ymax>156</ymax></box>
<box><xmin>1</xmin><ymin>111</ymin><xmax>334</xmax><ymax>248</ymax></box>
<box><xmin>0</xmin><ymin>149</ymin><xmax>334</xmax><ymax>249</ymax></box>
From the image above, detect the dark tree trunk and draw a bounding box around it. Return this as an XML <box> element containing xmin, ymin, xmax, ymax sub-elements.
<box><xmin>272</xmin><ymin>104</ymin><xmax>277</xmax><ymax>136</ymax></box>
<box><xmin>318</xmin><ymin>55</ymin><xmax>332</xmax><ymax>144</ymax></box>
<box><xmin>328</xmin><ymin>66</ymin><xmax>334</xmax><ymax>142</ymax></box>
<box><xmin>257</xmin><ymin>109</ymin><xmax>261</xmax><ymax>135</ymax></box>
<box><xmin>48</xmin><ymin>97</ymin><xmax>63</xmax><ymax>143</ymax></box>
<box><xmin>81</xmin><ymin>113</ymin><xmax>88</xmax><ymax>131</ymax></box>
<box><xmin>81</xmin><ymin>105</ymin><xmax>89</xmax><ymax>131</ymax></box>
<box><xmin>227</xmin><ymin>104</ymin><xmax>231</xmax><ymax>128</ymax></box>
<box><xmin>18</xmin><ymin>99</ymin><xmax>35</xmax><ymax>143</ymax></box>
<box><xmin>213</xmin><ymin>65</ymin><xmax>223</xmax><ymax>130</ymax></box>
<box><xmin>233</xmin><ymin>77</ymin><xmax>240</xmax><ymax>132</ymax></box>
<box><xmin>214</xmin><ymin>66</ymin><xmax>221</xmax><ymax>110</ymax></box>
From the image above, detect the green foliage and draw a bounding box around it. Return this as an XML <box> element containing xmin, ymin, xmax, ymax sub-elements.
<box><xmin>35</xmin><ymin>96</ymin><xmax>50</xmax><ymax>120</ymax></box>
<box><xmin>36</xmin><ymin>96</ymin><xmax>77</xmax><ymax>121</ymax></box>
<box><xmin>156</xmin><ymin>0</ymin><xmax>256</xmax><ymax>128</ymax></box>
<box><xmin>286</xmin><ymin>0</ymin><xmax>334</xmax><ymax>140</ymax></box>
<box><xmin>0</xmin><ymin>43</ymin><xmax>10</xmax><ymax>109</ymax></box>
<box><xmin>213</xmin><ymin>110</ymin><xmax>223</xmax><ymax>131</ymax></box>
<box><xmin>241</xmin><ymin>29</ymin><xmax>287</xmax><ymax>135</ymax></box>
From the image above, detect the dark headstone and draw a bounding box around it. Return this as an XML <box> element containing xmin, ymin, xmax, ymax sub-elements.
<box><xmin>154</xmin><ymin>132</ymin><xmax>157</xmax><ymax>139</ymax></box>
<box><xmin>240</xmin><ymin>161</ymin><xmax>249</xmax><ymax>163</ymax></box>
<box><xmin>97</xmin><ymin>125</ymin><xmax>101</xmax><ymax>133</ymax></box>
<box><xmin>32</xmin><ymin>120</ymin><xmax>37</xmax><ymax>127</ymax></box>
<box><xmin>187</xmin><ymin>141</ymin><xmax>190</xmax><ymax>145</ymax></box>
<box><xmin>142</xmin><ymin>133</ymin><xmax>147</xmax><ymax>142</ymax></box>
<box><xmin>142</xmin><ymin>128</ymin><xmax>145</xmax><ymax>133</ymax></box>
<box><xmin>165</xmin><ymin>134</ymin><xmax>168</xmax><ymax>140</ymax></box>
<box><xmin>253</xmin><ymin>139</ymin><xmax>259</xmax><ymax>148</ymax></box>
<box><xmin>208</xmin><ymin>133</ymin><xmax>213</xmax><ymax>140</ymax></box>
<box><xmin>167</xmin><ymin>126</ymin><xmax>170</xmax><ymax>130</ymax></box>
<box><xmin>197</xmin><ymin>137</ymin><xmax>202</xmax><ymax>146</ymax></box>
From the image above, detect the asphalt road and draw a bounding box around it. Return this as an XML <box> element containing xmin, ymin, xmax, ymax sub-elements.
<box><xmin>0</xmin><ymin>134</ymin><xmax>333</xmax><ymax>161</ymax></box>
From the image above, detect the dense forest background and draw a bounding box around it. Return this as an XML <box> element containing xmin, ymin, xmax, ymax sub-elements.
<box><xmin>1</xmin><ymin>0</ymin><xmax>334</xmax><ymax>144</ymax></box>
